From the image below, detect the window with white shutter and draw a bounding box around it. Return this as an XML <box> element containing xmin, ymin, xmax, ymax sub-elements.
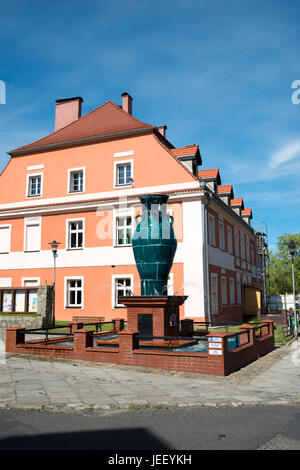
<box><xmin>0</xmin><ymin>226</ymin><xmax>11</xmax><ymax>253</ymax></box>
<box><xmin>24</xmin><ymin>218</ymin><xmax>41</xmax><ymax>252</ymax></box>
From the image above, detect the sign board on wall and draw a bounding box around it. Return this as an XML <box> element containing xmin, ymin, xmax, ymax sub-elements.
<box><xmin>208</xmin><ymin>337</ymin><xmax>222</xmax><ymax>342</ymax></box>
<box><xmin>208</xmin><ymin>343</ymin><xmax>222</xmax><ymax>349</ymax></box>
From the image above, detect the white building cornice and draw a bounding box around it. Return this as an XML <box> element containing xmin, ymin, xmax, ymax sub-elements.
<box><xmin>0</xmin><ymin>183</ymin><xmax>206</xmax><ymax>219</ymax></box>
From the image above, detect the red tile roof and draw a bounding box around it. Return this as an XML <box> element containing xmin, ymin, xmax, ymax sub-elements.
<box><xmin>10</xmin><ymin>101</ymin><xmax>155</xmax><ymax>154</ymax></box>
<box><xmin>231</xmin><ymin>198</ymin><xmax>244</xmax><ymax>207</ymax></box>
<box><xmin>242</xmin><ymin>208</ymin><xmax>252</xmax><ymax>217</ymax></box>
<box><xmin>217</xmin><ymin>185</ymin><xmax>233</xmax><ymax>195</ymax></box>
<box><xmin>172</xmin><ymin>145</ymin><xmax>199</xmax><ymax>157</ymax></box>
<box><xmin>198</xmin><ymin>168</ymin><xmax>220</xmax><ymax>179</ymax></box>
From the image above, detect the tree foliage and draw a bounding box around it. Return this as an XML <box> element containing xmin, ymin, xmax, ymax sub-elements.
<box><xmin>268</xmin><ymin>233</ymin><xmax>300</xmax><ymax>295</ymax></box>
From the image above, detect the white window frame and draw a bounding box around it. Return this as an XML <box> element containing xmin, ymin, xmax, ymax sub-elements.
<box><xmin>67</xmin><ymin>167</ymin><xmax>86</xmax><ymax>194</ymax></box>
<box><xmin>240</xmin><ymin>231</ymin><xmax>245</xmax><ymax>260</ymax></box>
<box><xmin>246</xmin><ymin>236</ymin><xmax>250</xmax><ymax>262</ymax></box>
<box><xmin>64</xmin><ymin>276</ymin><xmax>84</xmax><ymax>309</ymax></box>
<box><xmin>0</xmin><ymin>224</ymin><xmax>11</xmax><ymax>254</ymax></box>
<box><xmin>234</xmin><ymin>227</ymin><xmax>239</xmax><ymax>258</ymax></box>
<box><xmin>221</xmin><ymin>276</ymin><xmax>227</xmax><ymax>306</ymax></box>
<box><xmin>24</xmin><ymin>217</ymin><xmax>41</xmax><ymax>252</ymax></box>
<box><xmin>230</xmin><ymin>277</ymin><xmax>235</xmax><ymax>305</ymax></box>
<box><xmin>112</xmin><ymin>274</ymin><xmax>134</xmax><ymax>308</ymax></box>
<box><xmin>208</xmin><ymin>214</ymin><xmax>215</xmax><ymax>247</ymax></box>
<box><xmin>219</xmin><ymin>219</ymin><xmax>225</xmax><ymax>251</ymax></box>
<box><xmin>113</xmin><ymin>208</ymin><xmax>134</xmax><ymax>247</ymax></box>
<box><xmin>22</xmin><ymin>277</ymin><xmax>40</xmax><ymax>287</ymax></box>
<box><xmin>250</xmin><ymin>242</ymin><xmax>255</xmax><ymax>265</ymax></box>
<box><xmin>210</xmin><ymin>273</ymin><xmax>218</xmax><ymax>316</ymax></box>
<box><xmin>66</xmin><ymin>218</ymin><xmax>85</xmax><ymax>250</ymax></box>
<box><xmin>113</xmin><ymin>159</ymin><xmax>133</xmax><ymax>188</ymax></box>
<box><xmin>227</xmin><ymin>226</ymin><xmax>233</xmax><ymax>255</ymax></box>
<box><xmin>26</xmin><ymin>172</ymin><xmax>43</xmax><ymax>198</ymax></box>
<box><xmin>237</xmin><ymin>275</ymin><xmax>242</xmax><ymax>305</ymax></box>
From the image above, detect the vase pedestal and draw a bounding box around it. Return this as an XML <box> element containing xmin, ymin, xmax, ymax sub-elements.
<box><xmin>119</xmin><ymin>296</ymin><xmax>187</xmax><ymax>338</ymax></box>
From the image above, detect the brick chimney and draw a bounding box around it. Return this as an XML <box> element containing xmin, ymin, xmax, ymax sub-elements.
<box><xmin>122</xmin><ymin>92</ymin><xmax>133</xmax><ymax>115</ymax></box>
<box><xmin>158</xmin><ymin>125</ymin><xmax>167</xmax><ymax>137</ymax></box>
<box><xmin>55</xmin><ymin>97</ymin><xmax>83</xmax><ymax>132</ymax></box>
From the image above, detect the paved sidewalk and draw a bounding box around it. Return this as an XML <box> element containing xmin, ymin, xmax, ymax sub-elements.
<box><xmin>1</xmin><ymin>329</ymin><xmax>300</xmax><ymax>411</ymax></box>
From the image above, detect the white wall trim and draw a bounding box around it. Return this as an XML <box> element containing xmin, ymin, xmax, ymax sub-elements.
<box><xmin>114</xmin><ymin>150</ymin><xmax>134</xmax><ymax>158</ymax></box>
<box><xmin>27</xmin><ymin>164</ymin><xmax>44</xmax><ymax>171</ymax></box>
<box><xmin>0</xmin><ymin>181</ymin><xmax>202</xmax><ymax>213</ymax></box>
<box><xmin>208</xmin><ymin>245</ymin><xmax>235</xmax><ymax>271</ymax></box>
<box><xmin>21</xmin><ymin>277</ymin><xmax>40</xmax><ymax>286</ymax></box>
<box><xmin>0</xmin><ymin>244</ymin><xmax>185</xmax><ymax>270</ymax></box>
<box><xmin>0</xmin><ymin>278</ymin><xmax>12</xmax><ymax>287</ymax></box>
<box><xmin>182</xmin><ymin>199</ymin><xmax>205</xmax><ymax>317</ymax></box>
<box><xmin>168</xmin><ymin>272</ymin><xmax>174</xmax><ymax>295</ymax></box>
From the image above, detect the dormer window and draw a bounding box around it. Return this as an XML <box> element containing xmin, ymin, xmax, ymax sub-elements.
<box><xmin>68</xmin><ymin>168</ymin><xmax>85</xmax><ymax>193</ymax></box>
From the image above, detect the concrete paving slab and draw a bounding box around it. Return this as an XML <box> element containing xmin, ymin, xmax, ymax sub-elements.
<box><xmin>1</xmin><ymin>331</ymin><xmax>300</xmax><ymax>411</ymax></box>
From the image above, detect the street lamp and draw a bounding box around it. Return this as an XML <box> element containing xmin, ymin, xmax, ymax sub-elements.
<box><xmin>49</xmin><ymin>240</ymin><xmax>61</xmax><ymax>326</ymax></box>
<box><xmin>288</xmin><ymin>240</ymin><xmax>298</xmax><ymax>337</ymax></box>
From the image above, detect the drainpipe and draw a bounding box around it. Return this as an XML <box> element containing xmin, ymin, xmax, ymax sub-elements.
<box><xmin>200</xmin><ymin>182</ymin><xmax>213</xmax><ymax>323</ymax></box>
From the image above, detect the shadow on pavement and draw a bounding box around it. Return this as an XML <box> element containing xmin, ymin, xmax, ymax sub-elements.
<box><xmin>0</xmin><ymin>427</ymin><xmax>170</xmax><ymax>450</ymax></box>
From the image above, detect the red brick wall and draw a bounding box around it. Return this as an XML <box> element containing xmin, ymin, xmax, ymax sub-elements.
<box><xmin>5</xmin><ymin>320</ymin><xmax>275</xmax><ymax>377</ymax></box>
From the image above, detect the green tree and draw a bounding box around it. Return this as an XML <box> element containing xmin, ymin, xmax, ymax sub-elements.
<box><xmin>268</xmin><ymin>233</ymin><xmax>300</xmax><ymax>295</ymax></box>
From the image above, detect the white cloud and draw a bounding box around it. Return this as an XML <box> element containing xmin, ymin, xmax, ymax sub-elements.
<box><xmin>269</xmin><ymin>140</ymin><xmax>300</xmax><ymax>169</ymax></box>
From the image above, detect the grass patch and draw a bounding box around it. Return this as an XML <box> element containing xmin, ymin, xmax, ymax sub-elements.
<box><xmin>0</xmin><ymin>313</ymin><xmax>42</xmax><ymax>317</ymax></box>
<box><xmin>196</xmin><ymin>321</ymin><xmax>288</xmax><ymax>346</ymax></box>
<box><xmin>47</xmin><ymin>320</ymin><xmax>114</xmax><ymax>334</ymax></box>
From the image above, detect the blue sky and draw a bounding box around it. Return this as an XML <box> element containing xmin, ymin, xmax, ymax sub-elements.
<box><xmin>0</xmin><ymin>0</ymin><xmax>300</xmax><ymax>251</ymax></box>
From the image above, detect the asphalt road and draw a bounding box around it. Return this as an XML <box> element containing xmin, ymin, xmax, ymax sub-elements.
<box><xmin>0</xmin><ymin>405</ymin><xmax>300</xmax><ymax>450</ymax></box>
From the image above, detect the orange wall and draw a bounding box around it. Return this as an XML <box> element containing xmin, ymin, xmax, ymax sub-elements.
<box><xmin>0</xmin><ymin>200</ymin><xmax>183</xmax><ymax>253</ymax></box>
<box><xmin>0</xmin><ymin>133</ymin><xmax>195</xmax><ymax>204</ymax></box>
<box><xmin>0</xmin><ymin>262</ymin><xmax>184</xmax><ymax>322</ymax></box>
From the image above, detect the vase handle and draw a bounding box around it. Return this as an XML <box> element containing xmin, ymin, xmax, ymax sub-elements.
<box><xmin>170</xmin><ymin>215</ymin><xmax>174</xmax><ymax>226</ymax></box>
<box><xmin>135</xmin><ymin>214</ymin><xmax>142</xmax><ymax>223</ymax></box>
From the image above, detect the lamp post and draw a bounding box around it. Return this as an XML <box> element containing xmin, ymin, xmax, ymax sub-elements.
<box><xmin>49</xmin><ymin>240</ymin><xmax>60</xmax><ymax>326</ymax></box>
<box><xmin>288</xmin><ymin>240</ymin><xmax>298</xmax><ymax>337</ymax></box>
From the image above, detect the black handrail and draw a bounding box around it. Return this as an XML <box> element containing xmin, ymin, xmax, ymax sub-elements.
<box><xmin>137</xmin><ymin>334</ymin><xmax>207</xmax><ymax>349</ymax></box>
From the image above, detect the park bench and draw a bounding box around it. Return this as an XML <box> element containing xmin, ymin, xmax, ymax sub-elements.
<box><xmin>72</xmin><ymin>316</ymin><xmax>105</xmax><ymax>323</ymax></box>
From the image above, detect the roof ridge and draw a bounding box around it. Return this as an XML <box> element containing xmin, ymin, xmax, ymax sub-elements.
<box><xmin>10</xmin><ymin>100</ymin><xmax>155</xmax><ymax>153</ymax></box>
<box><xmin>107</xmin><ymin>100</ymin><xmax>155</xmax><ymax>128</ymax></box>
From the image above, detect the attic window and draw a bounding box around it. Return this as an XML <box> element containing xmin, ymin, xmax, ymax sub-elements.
<box><xmin>68</xmin><ymin>168</ymin><xmax>85</xmax><ymax>193</ymax></box>
<box><xmin>114</xmin><ymin>160</ymin><xmax>133</xmax><ymax>187</ymax></box>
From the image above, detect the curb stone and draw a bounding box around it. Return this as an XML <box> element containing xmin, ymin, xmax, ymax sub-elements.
<box><xmin>1</xmin><ymin>399</ymin><xmax>300</xmax><ymax>414</ymax></box>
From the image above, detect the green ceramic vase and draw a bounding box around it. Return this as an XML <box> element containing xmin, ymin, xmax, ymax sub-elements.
<box><xmin>132</xmin><ymin>194</ymin><xmax>177</xmax><ymax>295</ymax></box>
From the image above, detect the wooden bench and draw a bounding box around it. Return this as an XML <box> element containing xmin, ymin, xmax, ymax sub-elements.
<box><xmin>72</xmin><ymin>316</ymin><xmax>105</xmax><ymax>323</ymax></box>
